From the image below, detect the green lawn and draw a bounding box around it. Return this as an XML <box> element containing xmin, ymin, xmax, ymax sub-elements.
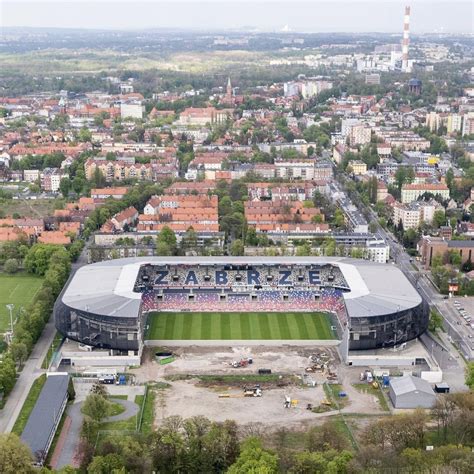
<box><xmin>146</xmin><ymin>312</ymin><xmax>335</xmax><ymax>340</ymax></box>
<box><xmin>11</xmin><ymin>374</ymin><xmax>47</xmax><ymax>436</ymax></box>
<box><xmin>0</xmin><ymin>273</ymin><xmax>43</xmax><ymax>332</ymax></box>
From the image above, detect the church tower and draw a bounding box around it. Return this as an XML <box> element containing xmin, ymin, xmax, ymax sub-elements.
<box><xmin>226</xmin><ymin>77</ymin><xmax>232</xmax><ymax>103</ymax></box>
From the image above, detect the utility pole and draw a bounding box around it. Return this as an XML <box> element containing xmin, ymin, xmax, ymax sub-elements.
<box><xmin>6</xmin><ymin>304</ymin><xmax>14</xmax><ymax>338</ymax></box>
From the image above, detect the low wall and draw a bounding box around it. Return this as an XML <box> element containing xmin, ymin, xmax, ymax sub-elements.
<box><xmin>144</xmin><ymin>339</ymin><xmax>340</xmax><ymax>347</ymax></box>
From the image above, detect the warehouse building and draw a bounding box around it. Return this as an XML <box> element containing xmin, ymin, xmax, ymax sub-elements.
<box><xmin>389</xmin><ymin>375</ymin><xmax>436</xmax><ymax>409</ymax></box>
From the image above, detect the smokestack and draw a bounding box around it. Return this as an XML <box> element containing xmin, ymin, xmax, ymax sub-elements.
<box><xmin>401</xmin><ymin>5</ymin><xmax>411</xmax><ymax>73</ymax></box>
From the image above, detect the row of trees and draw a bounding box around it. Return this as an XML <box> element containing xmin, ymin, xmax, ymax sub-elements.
<box><xmin>2</xmin><ymin>396</ymin><xmax>473</xmax><ymax>473</ymax></box>
<box><xmin>0</xmin><ymin>242</ymin><xmax>77</xmax><ymax>398</ymax></box>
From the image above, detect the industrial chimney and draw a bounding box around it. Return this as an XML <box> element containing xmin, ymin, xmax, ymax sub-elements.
<box><xmin>401</xmin><ymin>5</ymin><xmax>411</xmax><ymax>73</ymax></box>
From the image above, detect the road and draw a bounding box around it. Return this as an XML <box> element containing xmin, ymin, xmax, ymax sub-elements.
<box><xmin>366</xmin><ymin>204</ymin><xmax>473</xmax><ymax>362</ymax></box>
<box><xmin>0</xmin><ymin>240</ymin><xmax>90</xmax><ymax>434</ymax></box>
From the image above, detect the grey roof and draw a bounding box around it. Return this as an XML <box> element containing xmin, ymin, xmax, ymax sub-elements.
<box><xmin>61</xmin><ymin>257</ymin><xmax>421</xmax><ymax>320</ymax></box>
<box><xmin>21</xmin><ymin>374</ymin><xmax>69</xmax><ymax>462</ymax></box>
<box><xmin>390</xmin><ymin>375</ymin><xmax>434</xmax><ymax>396</ymax></box>
<box><xmin>448</xmin><ymin>240</ymin><xmax>474</xmax><ymax>248</ymax></box>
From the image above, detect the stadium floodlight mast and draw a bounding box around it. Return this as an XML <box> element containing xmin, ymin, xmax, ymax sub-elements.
<box><xmin>6</xmin><ymin>304</ymin><xmax>14</xmax><ymax>336</ymax></box>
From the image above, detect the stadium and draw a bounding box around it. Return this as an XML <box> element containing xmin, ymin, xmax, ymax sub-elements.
<box><xmin>55</xmin><ymin>257</ymin><xmax>428</xmax><ymax>352</ymax></box>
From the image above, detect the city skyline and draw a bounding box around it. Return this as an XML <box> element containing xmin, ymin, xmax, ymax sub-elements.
<box><xmin>1</xmin><ymin>0</ymin><xmax>473</xmax><ymax>34</ymax></box>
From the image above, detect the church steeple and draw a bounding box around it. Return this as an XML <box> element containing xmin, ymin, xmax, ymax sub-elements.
<box><xmin>226</xmin><ymin>77</ymin><xmax>232</xmax><ymax>101</ymax></box>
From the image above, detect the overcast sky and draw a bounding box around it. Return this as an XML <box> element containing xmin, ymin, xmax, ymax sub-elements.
<box><xmin>1</xmin><ymin>1</ymin><xmax>473</xmax><ymax>34</ymax></box>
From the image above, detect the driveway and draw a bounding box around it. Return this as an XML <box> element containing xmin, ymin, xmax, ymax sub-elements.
<box><xmin>53</xmin><ymin>397</ymin><xmax>139</xmax><ymax>469</ymax></box>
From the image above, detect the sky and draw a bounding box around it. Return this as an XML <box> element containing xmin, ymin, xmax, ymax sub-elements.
<box><xmin>0</xmin><ymin>0</ymin><xmax>473</xmax><ymax>34</ymax></box>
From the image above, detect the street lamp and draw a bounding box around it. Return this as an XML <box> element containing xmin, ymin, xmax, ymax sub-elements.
<box><xmin>6</xmin><ymin>304</ymin><xmax>14</xmax><ymax>336</ymax></box>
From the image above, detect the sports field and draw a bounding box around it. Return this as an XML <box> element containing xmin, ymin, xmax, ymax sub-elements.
<box><xmin>146</xmin><ymin>312</ymin><xmax>335</xmax><ymax>340</ymax></box>
<box><xmin>0</xmin><ymin>273</ymin><xmax>43</xmax><ymax>332</ymax></box>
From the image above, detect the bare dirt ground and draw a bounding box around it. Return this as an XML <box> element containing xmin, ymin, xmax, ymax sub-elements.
<box><xmin>129</xmin><ymin>345</ymin><xmax>388</xmax><ymax>430</ymax></box>
<box><xmin>133</xmin><ymin>345</ymin><xmax>340</xmax><ymax>384</ymax></box>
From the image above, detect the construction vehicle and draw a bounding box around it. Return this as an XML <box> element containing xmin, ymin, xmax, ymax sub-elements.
<box><xmin>219</xmin><ymin>385</ymin><xmax>262</xmax><ymax>398</ymax></box>
<box><xmin>230</xmin><ymin>357</ymin><xmax>253</xmax><ymax>368</ymax></box>
<box><xmin>244</xmin><ymin>385</ymin><xmax>262</xmax><ymax>397</ymax></box>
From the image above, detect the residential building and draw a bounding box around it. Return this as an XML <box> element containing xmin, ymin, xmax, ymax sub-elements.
<box><xmin>120</xmin><ymin>102</ymin><xmax>144</xmax><ymax>119</ymax></box>
<box><xmin>376</xmin><ymin>181</ymin><xmax>388</xmax><ymax>202</ymax></box>
<box><xmin>245</xmin><ymin>199</ymin><xmax>324</xmax><ymax>233</ymax></box>
<box><xmin>447</xmin><ymin>114</ymin><xmax>463</xmax><ymax>134</ymax></box>
<box><xmin>350</xmin><ymin>160</ymin><xmax>367</xmax><ymax>176</ymax></box>
<box><xmin>138</xmin><ymin>195</ymin><xmax>219</xmax><ymax>234</ymax></box>
<box><xmin>401</xmin><ymin>183</ymin><xmax>450</xmax><ymax>203</ymax></box>
<box><xmin>24</xmin><ymin>169</ymin><xmax>40</xmax><ymax>183</ymax></box>
<box><xmin>274</xmin><ymin>158</ymin><xmax>315</xmax><ymax>180</ymax></box>
<box><xmin>40</xmin><ymin>168</ymin><xmax>63</xmax><ymax>192</ymax></box>
<box><xmin>365</xmin><ymin>73</ymin><xmax>381</xmax><ymax>85</ymax></box>
<box><xmin>90</xmin><ymin>187</ymin><xmax>129</xmax><ymax>200</ymax></box>
<box><xmin>462</xmin><ymin>113</ymin><xmax>474</xmax><ymax>136</ymax></box>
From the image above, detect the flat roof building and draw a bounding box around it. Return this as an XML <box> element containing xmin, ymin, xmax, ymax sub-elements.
<box><xmin>21</xmin><ymin>374</ymin><xmax>69</xmax><ymax>465</ymax></box>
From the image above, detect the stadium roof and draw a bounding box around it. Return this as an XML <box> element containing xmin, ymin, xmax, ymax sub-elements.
<box><xmin>61</xmin><ymin>257</ymin><xmax>421</xmax><ymax>320</ymax></box>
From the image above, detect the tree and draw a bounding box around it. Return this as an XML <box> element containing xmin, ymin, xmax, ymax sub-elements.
<box><xmin>296</xmin><ymin>243</ymin><xmax>312</xmax><ymax>256</ymax></box>
<box><xmin>227</xmin><ymin>437</ymin><xmax>279</xmax><ymax>474</ymax></box>
<box><xmin>157</xmin><ymin>226</ymin><xmax>177</xmax><ymax>254</ymax></box>
<box><xmin>0</xmin><ymin>355</ymin><xmax>17</xmax><ymax>396</ymax></box>
<box><xmin>3</xmin><ymin>259</ymin><xmax>18</xmax><ymax>274</ymax></box>
<box><xmin>245</xmin><ymin>227</ymin><xmax>258</xmax><ymax>246</ymax></box>
<box><xmin>59</xmin><ymin>177</ymin><xmax>71</xmax><ymax>198</ymax></box>
<box><xmin>466</xmin><ymin>362</ymin><xmax>474</xmax><ymax>390</ymax></box>
<box><xmin>230</xmin><ymin>239</ymin><xmax>244</xmax><ymax>256</ymax></box>
<box><xmin>432</xmin><ymin>209</ymin><xmax>446</xmax><ymax>228</ymax></box>
<box><xmin>428</xmin><ymin>309</ymin><xmax>443</xmax><ymax>332</ymax></box>
<box><xmin>81</xmin><ymin>393</ymin><xmax>109</xmax><ymax>423</ymax></box>
<box><xmin>9</xmin><ymin>342</ymin><xmax>28</xmax><ymax>368</ymax></box>
<box><xmin>90</xmin><ymin>381</ymin><xmax>108</xmax><ymax>397</ymax></box>
<box><xmin>155</xmin><ymin>242</ymin><xmax>172</xmax><ymax>256</ymax></box>
<box><xmin>78</xmin><ymin>127</ymin><xmax>92</xmax><ymax>143</ymax></box>
<box><xmin>87</xmin><ymin>453</ymin><xmax>124</xmax><ymax>474</ymax></box>
<box><xmin>180</xmin><ymin>227</ymin><xmax>198</xmax><ymax>252</ymax></box>
<box><xmin>0</xmin><ymin>434</ymin><xmax>33</xmax><ymax>473</ymax></box>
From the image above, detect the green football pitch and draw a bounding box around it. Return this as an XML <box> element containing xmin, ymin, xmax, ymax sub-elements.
<box><xmin>146</xmin><ymin>312</ymin><xmax>335</xmax><ymax>340</ymax></box>
<box><xmin>0</xmin><ymin>273</ymin><xmax>43</xmax><ymax>332</ymax></box>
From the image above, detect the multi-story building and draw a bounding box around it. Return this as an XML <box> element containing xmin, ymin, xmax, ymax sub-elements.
<box><xmin>274</xmin><ymin>158</ymin><xmax>315</xmax><ymax>180</ymax></box>
<box><xmin>365</xmin><ymin>74</ymin><xmax>381</xmax><ymax>85</ymax></box>
<box><xmin>418</xmin><ymin>237</ymin><xmax>474</xmax><ymax>268</ymax></box>
<box><xmin>120</xmin><ymin>102</ymin><xmax>144</xmax><ymax>119</ymax></box>
<box><xmin>462</xmin><ymin>113</ymin><xmax>474</xmax><ymax>136</ymax></box>
<box><xmin>447</xmin><ymin>114</ymin><xmax>463</xmax><ymax>134</ymax></box>
<box><xmin>138</xmin><ymin>195</ymin><xmax>219</xmax><ymax>234</ymax></box>
<box><xmin>341</xmin><ymin>119</ymin><xmax>371</xmax><ymax>146</ymax></box>
<box><xmin>85</xmin><ymin>158</ymin><xmax>178</xmax><ymax>183</ymax></box>
<box><xmin>401</xmin><ymin>183</ymin><xmax>450</xmax><ymax>203</ymax></box>
<box><xmin>313</xmin><ymin>160</ymin><xmax>333</xmax><ymax>180</ymax></box>
<box><xmin>24</xmin><ymin>169</ymin><xmax>40</xmax><ymax>183</ymax></box>
<box><xmin>177</xmin><ymin>107</ymin><xmax>232</xmax><ymax>126</ymax></box>
<box><xmin>245</xmin><ymin>199</ymin><xmax>324</xmax><ymax>232</ymax></box>
<box><xmin>350</xmin><ymin>160</ymin><xmax>367</xmax><ymax>175</ymax></box>
<box><xmin>41</xmin><ymin>168</ymin><xmax>63</xmax><ymax>192</ymax></box>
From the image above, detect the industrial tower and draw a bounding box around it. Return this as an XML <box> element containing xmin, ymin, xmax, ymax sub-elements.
<box><xmin>401</xmin><ymin>5</ymin><xmax>411</xmax><ymax>73</ymax></box>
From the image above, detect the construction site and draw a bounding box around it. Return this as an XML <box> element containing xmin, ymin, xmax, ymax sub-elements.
<box><xmin>132</xmin><ymin>344</ymin><xmax>392</xmax><ymax>431</ymax></box>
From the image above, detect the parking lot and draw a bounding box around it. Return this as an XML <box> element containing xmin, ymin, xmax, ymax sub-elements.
<box><xmin>449</xmin><ymin>297</ymin><xmax>474</xmax><ymax>340</ymax></box>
